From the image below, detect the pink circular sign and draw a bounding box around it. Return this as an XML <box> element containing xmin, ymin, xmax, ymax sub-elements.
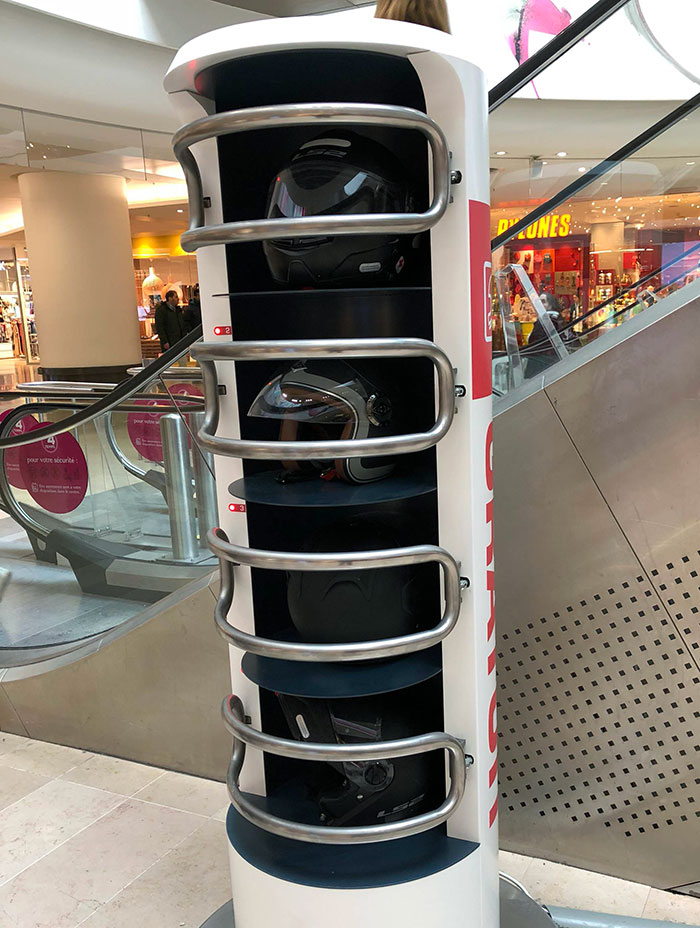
<box><xmin>126</xmin><ymin>386</ymin><xmax>203</xmax><ymax>463</ymax></box>
<box><xmin>18</xmin><ymin>431</ymin><xmax>88</xmax><ymax>514</ymax></box>
<box><xmin>0</xmin><ymin>409</ymin><xmax>41</xmax><ymax>491</ymax></box>
<box><xmin>126</xmin><ymin>398</ymin><xmax>165</xmax><ymax>464</ymax></box>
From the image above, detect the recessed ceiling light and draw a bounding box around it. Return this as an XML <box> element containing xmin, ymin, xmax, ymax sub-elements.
<box><xmin>687</xmin><ymin>161</ymin><xmax>695</xmax><ymax>165</ymax></box>
<box><xmin>495</xmin><ymin>151</ymin><xmax>507</xmax><ymax>155</ymax></box>
<box><xmin>557</xmin><ymin>151</ymin><xmax>568</xmax><ymax>157</ymax></box>
<box><xmin>176</xmin><ymin>208</ymin><xmax>184</xmax><ymax>213</ymax></box>
<box><xmin>578</xmin><ymin>167</ymin><xmax>587</xmax><ymax>173</ymax></box>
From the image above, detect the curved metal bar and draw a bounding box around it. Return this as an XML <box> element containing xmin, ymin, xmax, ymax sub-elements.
<box><xmin>223</xmin><ymin>695</ymin><xmax>467</xmax><ymax>845</ymax></box>
<box><xmin>103</xmin><ymin>413</ymin><xmax>148</xmax><ymax>481</ymax></box>
<box><xmin>210</xmin><ymin>528</ymin><xmax>461</xmax><ymax>662</ymax></box>
<box><xmin>192</xmin><ymin>337</ymin><xmax>455</xmax><ymax>460</ymax></box>
<box><xmin>172</xmin><ymin>102</ymin><xmax>451</xmax><ymax>253</ymax></box>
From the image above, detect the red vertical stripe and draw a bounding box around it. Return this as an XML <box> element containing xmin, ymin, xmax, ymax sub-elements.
<box><xmin>469</xmin><ymin>199</ymin><xmax>492</xmax><ymax>400</ymax></box>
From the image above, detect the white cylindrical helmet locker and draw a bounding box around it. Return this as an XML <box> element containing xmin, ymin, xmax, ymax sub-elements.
<box><xmin>166</xmin><ymin>17</ymin><xmax>496</xmax><ymax>928</ymax></box>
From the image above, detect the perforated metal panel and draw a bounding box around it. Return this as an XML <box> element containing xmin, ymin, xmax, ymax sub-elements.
<box><xmin>494</xmin><ymin>294</ymin><xmax>700</xmax><ymax>890</ymax></box>
<box><xmin>498</xmin><ymin>572</ymin><xmax>700</xmax><ymax>838</ymax></box>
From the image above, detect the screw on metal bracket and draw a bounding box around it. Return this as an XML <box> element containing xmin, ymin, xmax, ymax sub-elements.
<box><xmin>460</xmin><ymin>577</ymin><xmax>470</xmax><ymax>592</ymax></box>
<box><xmin>450</xmin><ymin>170</ymin><xmax>463</xmax><ymax>185</ymax></box>
<box><xmin>218</xmin><ymin>385</ymin><xmax>227</xmax><ymax>396</ymax></box>
<box><xmin>464</xmin><ymin>754</ymin><xmax>475</xmax><ymax>769</ymax></box>
<box><xmin>203</xmin><ymin>196</ymin><xmax>212</xmax><ymax>208</ymax></box>
<box><xmin>455</xmin><ymin>385</ymin><xmax>467</xmax><ymax>398</ymax></box>
<box><xmin>244</xmin><ymin>715</ymin><xmax>252</xmax><ymax>725</ymax></box>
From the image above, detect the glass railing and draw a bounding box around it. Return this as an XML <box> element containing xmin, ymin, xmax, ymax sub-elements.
<box><xmin>491</xmin><ymin>240</ymin><xmax>700</xmax><ymax>396</ymax></box>
<box><xmin>0</xmin><ymin>330</ymin><xmax>217</xmax><ymax>663</ymax></box>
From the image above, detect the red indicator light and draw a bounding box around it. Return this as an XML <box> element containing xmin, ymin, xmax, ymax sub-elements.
<box><xmin>213</xmin><ymin>325</ymin><xmax>232</xmax><ymax>336</ymax></box>
<box><xmin>229</xmin><ymin>503</ymin><xmax>246</xmax><ymax>513</ymax></box>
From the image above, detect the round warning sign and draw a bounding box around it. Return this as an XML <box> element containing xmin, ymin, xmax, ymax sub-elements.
<box><xmin>19</xmin><ymin>431</ymin><xmax>89</xmax><ymax>514</ymax></box>
<box><xmin>0</xmin><ymin>410</ymin><xmax>41</xmax><ymax>490</ymax></box>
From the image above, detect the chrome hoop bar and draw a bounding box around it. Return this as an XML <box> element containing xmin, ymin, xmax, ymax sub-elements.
<box><xmin>223</xmin><ymin>695</ymin><xmax>468</xmax><ymax>845</ymax></box>
<box><xmin>210</xmin><ymin>528</ymin><xmax>461</xmax><ymax>662</ymax></box>
<box><xmin>192</xmin><ymin>337</ymin><xmax>455</xmax><ymax>459</ymax></box>
<box><xmin>172</xmin><ymin>103</ymin><xmax>451</xmax><ymax>253</ymax></box>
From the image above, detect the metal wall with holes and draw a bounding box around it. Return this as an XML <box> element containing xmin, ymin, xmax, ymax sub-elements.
<box><xmin>493</xmin><ymin>293</ymin><xmax>700</xmax><ymax>890</ymax></box>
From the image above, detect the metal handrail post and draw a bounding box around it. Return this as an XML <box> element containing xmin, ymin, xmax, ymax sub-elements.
<box><xmin>160</xmin><ymin>414</ymin><xmax>198</xmax><ymax>562</ymax></box>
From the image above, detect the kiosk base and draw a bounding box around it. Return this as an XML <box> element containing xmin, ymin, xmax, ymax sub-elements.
<box><xmin>199</xmin><ymin>876</ymin><xmax>555</xmax><ymax>927</ymax></box>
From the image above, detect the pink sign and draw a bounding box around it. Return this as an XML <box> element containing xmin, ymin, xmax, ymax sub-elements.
<box><xmin>126</xmin><ymin>385</ymin><xmax>203</xmax><ymax>463</ymax></box>
<box><xmin>0</xmin><ymin>409</ymin><xmax>41</xmax><ymax>490</ymax></box>
<box><xmin>19</xmin><ymin>431</ymin><xmax>88</xmax><ymax>514</ymax></box>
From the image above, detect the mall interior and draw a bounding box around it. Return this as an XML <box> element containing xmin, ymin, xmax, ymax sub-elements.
<box><xmin>0</xmin><ymin>1</ymin><xmax>699</xmax><ymax>926</ymax></box>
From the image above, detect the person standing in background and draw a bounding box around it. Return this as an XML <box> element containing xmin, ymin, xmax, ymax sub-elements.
<box><xmin>154</xmin><ymin>289</ymin><xmax>186</xmax><ymax>353</ymax></box>
<box><xmin>184</xmin><ymin>283</ymin><xmax>202</xmax><ymax>334</ymax></box>
<box><xmin>374</xmin><ymin>0</ymin><xmax>451</xmax><ymax>33</ymax></box>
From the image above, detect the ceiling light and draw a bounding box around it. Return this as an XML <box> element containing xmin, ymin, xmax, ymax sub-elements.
<box><xmin>495</xmin><ymin>151</ymin><xmax>507</xmax><ymax>155</ymax></box>
<box><xmin>687</xmin><ymin>161</ymin><xmax>695</xmax><ymax>165</ymax></box>
<box><xmin>578</xmin><ymin>167</ymin><xmax>587</xmax><ymax>173</ymax></box>
<box><xmin>557</xmin><ymin>151</ymin><xmax>567</xmax><ymax>157</ymax></box>
<box><xmin>176</xmin><ymin>208</ymin><xmax>184</xmax><ymax>213</ymax></box>
<box><xmin>542</xmin><ymin>161</ymin><xmax>548</xmax><ymax>165</ymax></box>
<box><xmin>615</xmin><ymin>196</ymin><xmax>622</xmax><ymax>202</ymax></box>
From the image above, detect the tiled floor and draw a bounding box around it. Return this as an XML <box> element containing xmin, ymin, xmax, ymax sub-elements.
<box><xmin>0</xmin><ymin>733</ymin><xmax>697</xmax><ymax>927</ymax></box>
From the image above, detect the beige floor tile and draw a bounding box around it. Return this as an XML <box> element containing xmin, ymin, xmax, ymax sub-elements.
<box><xmin>0</xmin><ymin>798</ymin><xmax>204</xmax><ymax>927</ymax></box>
<box><xmin>644</xmin><ymin>888</ymin><xmax>700</xmax><ymax>925</ymax></box>
<box><xmin>211</xmin><ymin>804</ymin><xmax>229</xmax><ymax>822</ymax></box>
<box><xmin>0</xmin><ymin>779</ymin><xmax>123</xmax><ymax>884</ymax></box>
<box><xmin>81</xmin><ymin>819</ymin><xmax>231</xmax><ymax>928</ymax></box>
<box><xmin>0</xmin><ymin>733</ymin><xmax>29</xmax><ymax>756</ymax></box>
<box><xmin>0</xmin><ymin>767</ymin><xmax>49</xmax><ymax>813</ymax></box>
<box><xmin>524</xmin><ymin>857</ymin><xmax>650</xmax><ymax>917</ymax></box>
<box><xmin>499</xmin><ymin>849</ymin><xmax>533</xmax><ymax>883</ymax></box>
<box><xmin>133</xmin><ymin>769</ymin><xmax>229</xmax><ymax>817</ymax></box>
<box><xmin>60</xmin><ymin>753</ymin><xmax>163</xmax><ymax>797</ymax></box>
<box><xmin>0</xmin><ymin>737</ymin><xmax>92</xmax><ymax>777</ymax></box>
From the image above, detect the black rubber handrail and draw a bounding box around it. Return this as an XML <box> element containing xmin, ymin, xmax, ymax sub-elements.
<box><xmin>488</xmin><ymin>0</ymin><xmax>631</xmax><ymax>112</ymax></box>
<box><xmin>491</xmin><ymin>91</ymin><xmax>700</xmax><ymax>252</ymax></box>
<box><xmin>0</xmin><ymin>325</ymin><xmax>202</xmax><ymax>450</ymax></box>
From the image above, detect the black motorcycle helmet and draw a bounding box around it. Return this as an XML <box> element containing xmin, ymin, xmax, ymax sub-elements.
<box><xmin>263</xmin><ymin>132</ymin><xmax>418</xmax><ymax>287</ymax></box>
<box><xmin>277</xmin><ymin>688</ymin><xmax>443</xmax><ymax>828</ymax></box>
<box><xmin>248</xmin><ymin>360</ymin><xmax>395</xmax><ymax>485</ymax></box>
<box><xmin>287</xmin><ymin>514</ymin><xmax>439</xmax><ymax>644</ymax></box>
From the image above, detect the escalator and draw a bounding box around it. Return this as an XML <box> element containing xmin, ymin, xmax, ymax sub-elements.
<box><xmin>488</xmin><ymin>32</ymin><xmax>700</xmax><ymax>893</ymax></box>
<box><xmin>0</xmin><ymin>327</ymin><xmax>219</xmax><ymax>671</ymax></box>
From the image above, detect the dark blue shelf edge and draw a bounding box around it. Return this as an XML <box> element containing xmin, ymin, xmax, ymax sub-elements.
<box><xmin>242</xmin><ymin>647</ymin><xmax>442</xmax><ymax>698</ymax></box>
<box><xmin>226</xmin><ymin>802</ymin><xmax>478</xmax><ymax>890</ymax></box>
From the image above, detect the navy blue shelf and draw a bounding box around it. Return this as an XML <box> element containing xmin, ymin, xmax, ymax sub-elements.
<box><xmin>226</xmin><ymin>802</ymin><xmax>478</xmax><ymax>889</ymax></box>
<box><xmin>242</xmin><ymin>646</ymin><xmax>442</xmax><ymax>698</ymax></box>
<box><xmin>228</xmin><ymin>468</ymin><xmax>436</xmax><ymax>508</ymax></box>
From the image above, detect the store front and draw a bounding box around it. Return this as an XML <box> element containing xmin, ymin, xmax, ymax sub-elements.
<box><xmin>0</xmin><ymin>248</ymin><xmax>37</xmax><ymax>362</ymax></box>
<box><xmin>491</xmin><ymin>191</ymin><xmax>700</xmax><ymax>344</ymax></box>
<box><xmin>132</xmin><ymin>233</ymin><xmax>199</xmax><ymax>357</ymax></box>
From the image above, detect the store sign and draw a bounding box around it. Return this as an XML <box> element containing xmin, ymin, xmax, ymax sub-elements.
<box><xmin>0</xmin><ymin>410</ymin><xmax>40</xmax><ymax>490</ymax></box>
<box><xmin>496</xmin><ymin>213</ymin><xmax>572</xmax><ymax>240</ymax></box>
<box><xmin>19</xmin><ymin>432</ymin><xmax>88</xmax><ymax>514</ymax></box>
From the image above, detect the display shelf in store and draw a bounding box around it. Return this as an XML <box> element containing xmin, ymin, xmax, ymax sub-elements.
<box><xmin>228</xmin><ymin>468</ymin><xmax>436</xmax><ymax>509</ymax></box>
<box><xmin>225</xmin><ymin>803</ymin><xmax>477</xmax><ymax>890</ymax></box>
<box><xmin>241</xmin><ymin>647</ymin><xmax>442</xmax><ymax>699</ymax></box>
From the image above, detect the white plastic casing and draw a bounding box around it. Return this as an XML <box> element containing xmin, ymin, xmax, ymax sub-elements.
<box><xmin>167</xmin><ymin>16</ymin><xmax>495</xmax><ymax>928</ymax></box>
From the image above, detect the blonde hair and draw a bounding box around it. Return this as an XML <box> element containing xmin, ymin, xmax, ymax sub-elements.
<box><xmin>374</xmin><ymin>0</ymin><xmax>451</xmax><ymax>34</ymax></box>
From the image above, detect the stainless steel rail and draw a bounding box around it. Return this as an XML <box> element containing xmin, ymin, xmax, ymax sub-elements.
<box><xmin>172</xmin><ymin>102</ymin><xmax>452</xmax><ymax>253</ymax></box>
<box><xmin>210</xmin><ymin>528</ymin><xmax>461</xmax><ymax>662</ymax></box>
<box><xmin>222</xmin><ymin>695</ymin><xmax>468</xmax><ymax>845</ymax></box>
<box><xmin>192</xmin><ymin>337</ymin><xmax>456</xmax><ymax>459</ymax></box>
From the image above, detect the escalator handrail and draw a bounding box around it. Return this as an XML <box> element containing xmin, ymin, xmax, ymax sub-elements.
<box><xmin>491</xmin><ymin>90</ymin><xmax>700</xmax><ymax>252</ymax></box>
<box><xmin>0</xmin><ymin>326</ymin><xmax>202</xmax><ymax>451</ymax></box>
<box><xmin>488</xmin><ymin>0</ymin><xmax>630</xmax><ymax>112</ymax></box>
